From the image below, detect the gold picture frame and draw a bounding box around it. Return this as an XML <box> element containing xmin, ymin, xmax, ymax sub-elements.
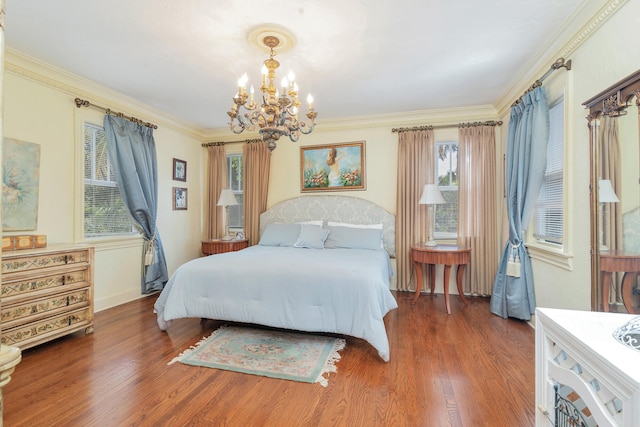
<box><xmin>300</xmin><ymin>141</ymin><xmax>366</xmax><ymax>192</ymax></box>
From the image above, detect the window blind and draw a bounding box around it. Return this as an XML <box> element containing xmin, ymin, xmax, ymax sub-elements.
<box><xmin>534</xmin><ymin>99</ymin><xmax>564</xmax><ymax>244</ymax></box>
<box><xmin>84</xmin><ymin>123</ymin><xmax>135</xmax><ymax>236</ymax></box>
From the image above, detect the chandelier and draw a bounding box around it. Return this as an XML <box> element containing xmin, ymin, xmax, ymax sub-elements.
<box><xmin>227</xmin><ymin>35</ymin><xmax>317</xmax><ymax>152</ymax></box>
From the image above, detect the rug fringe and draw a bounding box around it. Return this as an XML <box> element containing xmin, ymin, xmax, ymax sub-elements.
<box><xmin>315</xmin><ymin>337</ymin><xmax>346</xmax><ymax>387</ymax></box>
<box><xmin>167</xmin><ymin>325</ymin><xmax>228</xmax><ymax>365</ymax></box>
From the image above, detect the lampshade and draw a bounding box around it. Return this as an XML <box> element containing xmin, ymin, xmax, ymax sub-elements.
<box><xmin>418</xmin><ymin>184</ymin><xmax>446</xmax><ymax>205</ymax></box>
<box><xmin>216</xmin><ymin>189</ymin><xmax>238</xmax><ymax>207</ymax></box>
<box><xmin>598</xmin><ymin>179</ymin><xmax>620</xmax><ymax>203</ymax></box>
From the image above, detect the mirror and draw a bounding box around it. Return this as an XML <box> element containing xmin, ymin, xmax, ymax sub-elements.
<box><xmin>584</xmin><ymin>70</ymin><xmax>640</xmax><ymax>313</ymax></box>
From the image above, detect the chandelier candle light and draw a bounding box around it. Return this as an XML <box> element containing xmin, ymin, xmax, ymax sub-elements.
<box><xmin>227</xmin><ymin>34</ymin><xmax>317</xmax><ymax>152</ymax></box>
<box><xmin>217</xmin><ymin>188</ymin><xmax>238</xmax><ymax>241</ymax></box>
<box><xmin>419</xmin><ymin>184</ymin><xmax>446</xmax><ymax>247</ymax></box>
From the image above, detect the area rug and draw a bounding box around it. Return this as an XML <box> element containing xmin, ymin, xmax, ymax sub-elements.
<box><xmin>169</xmin><ymin>326</ymin><xmax>346</xmax><ymax>387</ymax></box>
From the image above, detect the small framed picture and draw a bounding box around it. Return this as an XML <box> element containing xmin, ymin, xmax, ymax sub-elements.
<box><xmin>173</xmin><ymin>158</ymin><xmax>187</xmax><ymax>182</ymax></box>
<box><xmin>173</xmin><ymin>187</ymin><xmax>188</xmax><ymax>210</ymax></box>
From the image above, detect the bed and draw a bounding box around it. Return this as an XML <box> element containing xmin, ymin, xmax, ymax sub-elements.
<box><xmin>154</xmin><ymin>195</ymin><xmax>398</xmax><ymax>361</ymax></box>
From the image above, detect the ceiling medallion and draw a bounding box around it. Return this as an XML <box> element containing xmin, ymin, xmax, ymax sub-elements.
<box><xmin>227</xmin><ymin>28</ymin><xmax>317</xmax><ymax>152</ymax></box>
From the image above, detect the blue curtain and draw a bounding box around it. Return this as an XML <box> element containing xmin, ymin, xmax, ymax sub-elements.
<box><xmin>490</xmin><ymin>87</ymin><xmax>549</xmax><ymax>320</ymax></box>
<box><xmin>104</xmin><ymin>115</ymin><xmax>168</xmax><ymax>293</ymax></box>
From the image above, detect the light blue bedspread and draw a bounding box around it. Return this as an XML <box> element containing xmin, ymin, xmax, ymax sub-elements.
<box><xmin>154</xmin><ymin>245</ymin><xmax>398</xmax><ymax>361</ymax></box>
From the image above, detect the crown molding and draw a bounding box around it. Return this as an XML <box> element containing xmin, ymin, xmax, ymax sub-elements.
<box><xmin>204</xmin><ymin>104</ymin><xmax>499</xmax><ymax>140</ymax></box>
<box><xmin>495</xmin><ymin>0</ymin><xmax>628</xmax><ymax>116</ymax></box>
<box><xmin>5</xmin><ymin>48</ymin><xmax>207</xmax><ymax>141</ymax></box>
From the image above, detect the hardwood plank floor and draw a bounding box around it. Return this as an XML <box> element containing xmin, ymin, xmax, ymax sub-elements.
<box><xmin>3</xmin><ymin>291</ymin><xmax>535</xmax><ymax>426</ymax></box>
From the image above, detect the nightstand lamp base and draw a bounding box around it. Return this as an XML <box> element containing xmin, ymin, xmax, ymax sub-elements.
<box><xmin>423</xmin><ymin>239</ymin><xmax>437</xmax><ymax>247</ymax></box>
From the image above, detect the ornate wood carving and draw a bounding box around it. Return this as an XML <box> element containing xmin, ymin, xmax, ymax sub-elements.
<box><xmin>583</xmin><ymin>69</ymin><xmax>640</xmax><ymax>119</ymax></box>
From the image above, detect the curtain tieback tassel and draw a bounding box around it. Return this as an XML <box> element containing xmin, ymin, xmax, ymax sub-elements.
<box><xmin>506</xmin><ymin>243</ymin><xmax>521</xmax><ymax>278</ymax></box>
<box><xmin>145</xmin><ymin>243</ymin><xmax>154</xmax><ymax>266</ymax></box>
<box><xmin>145</xmin><ymin>230</ymin><xmax>157</xmax><ymax>266</ymax></box>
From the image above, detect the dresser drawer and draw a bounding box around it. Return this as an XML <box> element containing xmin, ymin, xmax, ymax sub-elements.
<box><xmin>1</xmin><ymin>307</ymin><xmax>92</xmax><ymax>348</ymax></box>
<box><xmin>2</xmin><ymin>249</ymin><xmax>90</xmax><ymax>274</ymax></box>
<box><xmin>2</xmin><ymin>288</ymin><xmax>91</xmax><ymax>329</ymax></box>
<box><xmin>1</xmin><ymin>268</ymin><xmax>89</xmax><ymax>302</ymax></box>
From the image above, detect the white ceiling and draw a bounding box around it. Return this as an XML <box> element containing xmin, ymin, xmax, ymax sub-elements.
<box><xmin>4</xmin><ymin>0</ymin><xmax>594</xmax><ymax>130</ymax></box>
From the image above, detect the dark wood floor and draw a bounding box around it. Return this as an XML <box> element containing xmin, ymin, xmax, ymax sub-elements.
<box><xmin>4</xmin><ymin>291</ymin><xmax>535</xmax><ymax>426</ymax></box>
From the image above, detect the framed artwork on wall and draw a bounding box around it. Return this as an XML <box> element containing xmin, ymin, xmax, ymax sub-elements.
<box><xmin>173</xmin><ymin>187</ymin><xmax>188</xmax><ymax>210</ymax></box>
<box><xmin>173</xmin><ymin>158</ymin><xmax>187</xmax><ymax>182</ymax></box>
<box><xmin>300</xmin><ymin>141</ymin><xmax>366</xmax><ymax>192</ymax></box>
<box><xmin>2</xmin><ymin>138</ymin><xmax>41</xmax><ymax>231</ymax></box>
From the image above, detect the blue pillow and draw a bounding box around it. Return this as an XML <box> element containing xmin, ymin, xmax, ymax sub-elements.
<box><xmin>324</xmin><ymin>226</ymin><xmax>384</xmax><ymax>250</ymax></box>
<box><xmin>259</xmin><ymin>223</ymin><xmax>302</xmax><ymax>247</ymax></box>
<box><xmin>293</xmin><ymin>224</ymin><xmax>330</xmax><ymax>249</ymax></box>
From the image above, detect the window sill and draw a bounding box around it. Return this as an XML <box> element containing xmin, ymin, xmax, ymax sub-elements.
<box><xmin>525</xmin><ymin>242</ymin><xmax>573</xmax><ymax>271</ymax></box>
<box><xmin>83</xmin><ymin>235</ymin><xmax>143</xmax><ymax>251</ymax></box>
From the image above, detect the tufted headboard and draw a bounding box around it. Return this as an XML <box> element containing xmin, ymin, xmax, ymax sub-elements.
<box><xmin>260</xmin><ymin>195</ymin><xmax>396</xmax><ymax>257</ymax></box>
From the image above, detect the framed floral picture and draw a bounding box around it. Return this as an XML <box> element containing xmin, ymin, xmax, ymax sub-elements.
<box><xmin>173</xmin><ymin>158</ymin><xmax>187</xmax><ymax>182</ymax></box>
<box><xmin>300</xmin><ymin>141</ymin><xmax>365</xmax><ymax>192</ymax></box>
<box><xmin>2</xmin><ymin>138</ymin><xmax>41</xmax><ymax>231</ymax></box>
<box><xmin>173</xmin><ymin>187</ymin><xmax>188</xmax><ymax>210</ymax></box>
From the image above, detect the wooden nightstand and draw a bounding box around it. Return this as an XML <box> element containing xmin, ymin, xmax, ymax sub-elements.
<box><xmin>410</xmin><ymin>243</ymin><xmax>471</xmax><ymax>314</ymax></box>
<box><xmin>201</xmin><ymin>239</ymin><xmax>248</xmax><ymax>256</ymax></box>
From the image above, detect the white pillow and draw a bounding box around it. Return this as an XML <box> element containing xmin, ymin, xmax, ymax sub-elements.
<box><xmin>326</xmin><ymin>222</ymin><xmax>384</xmax><ymax>248</ymax></box>
<box><xmin>297</xmin><ymin>220</ymin><xmax>324</xmax><ymax>227</ymax></box>
<box><xmin>326</xmin><ymin>222</ymin><xmax>383</xmax><ymax>229</ymax></box>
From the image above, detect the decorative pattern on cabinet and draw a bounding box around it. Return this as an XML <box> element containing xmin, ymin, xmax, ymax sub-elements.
<box><xmin>1</xmin><ymin>244</ymin><xmax>94</xmax><ymax>350</ymax></box>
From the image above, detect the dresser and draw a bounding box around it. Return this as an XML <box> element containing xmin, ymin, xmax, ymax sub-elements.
<box><xmin>535</xmin><ymin>308</ymin><xmax>640</xmax><ymax>426</ymax></box>
<box><xmin>1</xmin><ymin>244</ymin><xmax>94</xmax><ymax>350</ymax></box>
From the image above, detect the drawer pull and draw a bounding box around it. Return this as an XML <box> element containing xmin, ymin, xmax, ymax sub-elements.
<box><xmin>61</xmin><ymin>275</ymin><xmax>66</xmax><ymax>285</ymax></box>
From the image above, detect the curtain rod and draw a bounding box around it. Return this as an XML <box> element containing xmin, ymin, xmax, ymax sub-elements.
<box><xmin>201</xmin><ymin>138</ymin><xmax>262</xmax><ymax>147</ymax></box>
<box><xmin>392</xmin><ymin>120</ymin><xmax>502</xmax><ymax>133</ymax></box>
<box><xmin>74</xmin><ymin>98</ymin><xmax>158</xmax><ymax>129</ymax></box>
<box><xmin>510</xmin><ymin>57</ymin><xmax>572</xmax><ymax>107</ymax></box>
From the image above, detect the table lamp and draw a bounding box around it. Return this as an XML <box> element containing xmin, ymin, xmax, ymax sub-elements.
<box><xmin>217</xmin><ymin>188</ymin><xmax>238</xmax><ymax>241</ymax></box>
<box><xmin>419</xmin><ymin>183</ymin><xmax>446</xmax><ymax>246</ymax></box>
<box><xmin>598</xmin><ymin>179</ymin><xmax>619</xmax><ymax>251</ymax></box>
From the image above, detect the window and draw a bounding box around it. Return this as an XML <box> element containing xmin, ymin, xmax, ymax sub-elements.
<box><xmin>227</xmin><ymin>153</ymin><xmax>244</xmax><ymax>229</ymax></box>
<box><xmin>84</xmin><ymin>123</ymin><xmax>135</xmax><ymax>237</ymax></box>
<box><xmin>435</xmin><ymin>141</ymin><xmax>458</xmax><ymax>238</ymax></box>
<box><xmin>533</xmin><ymin>99</ymin><xmax>564</xmax><ymax>245</ymax></box>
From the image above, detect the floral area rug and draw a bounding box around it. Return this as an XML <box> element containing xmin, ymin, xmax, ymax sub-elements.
<box><xmin>169</xmin><ymin>325</ymin><xmax>346</xmax><ymax>387</ymax></box>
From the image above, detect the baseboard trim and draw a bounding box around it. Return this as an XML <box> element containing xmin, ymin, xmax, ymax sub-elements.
<box><xmin>95</xmin><ymin>290</ymin><xmax>146</xmax><ymax>312</ymax></box>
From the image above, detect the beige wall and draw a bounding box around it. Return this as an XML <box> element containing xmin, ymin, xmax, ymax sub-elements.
<box><xmin>4</xmin><ymin>0</ymin><xmax>637</xmax><ymax>314</ymax></box>
<box><xmin>216</xmin><ymin>117</ymin><xmax>498</xmax><ymax>296</ymax></box>
<box><xmin>3</xmin><ymin>53</ymin><xmax>204</xmax><ymax>311</ymax></box>
<box><xmin>3</xmin><ymin>51</ymin><xmax>497</xmax><ymax>308</ymax></box>
<box><xmin>499</xmin><ymin>0</ymin><xmax>640</xmax><ymax>312</ymax></box>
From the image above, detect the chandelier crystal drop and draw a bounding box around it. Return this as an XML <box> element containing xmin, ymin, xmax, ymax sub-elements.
<box><xmin>227</xmin><ymin>35</ymin><xmax>317</xmax><ymax>152</ymax></box>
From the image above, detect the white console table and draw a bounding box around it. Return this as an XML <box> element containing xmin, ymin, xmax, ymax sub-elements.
<box><xmin>536</xmin><ymin>308</ymin><xmax>640</xmax><ymax>426</ymax></box>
